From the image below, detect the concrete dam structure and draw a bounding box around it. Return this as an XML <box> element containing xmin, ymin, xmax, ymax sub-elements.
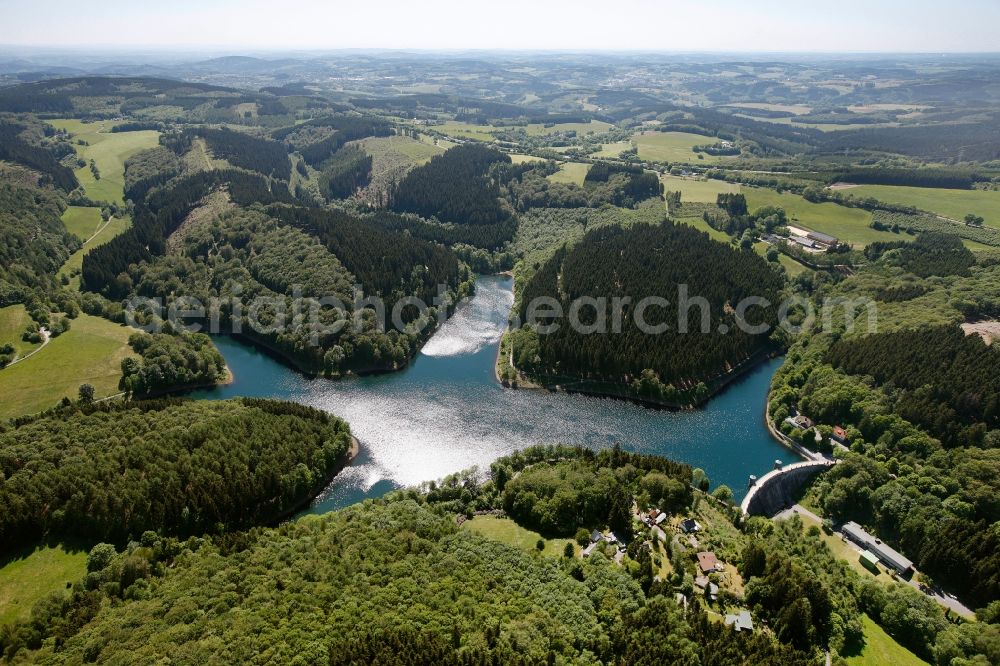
<box><xmin>740</xmin><ymin>460</ymin><xmax>835</xmax><ymax>517</ymax></box>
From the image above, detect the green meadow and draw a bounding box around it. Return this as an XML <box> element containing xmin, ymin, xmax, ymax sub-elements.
<box><xmin>461</xmin><ymin>516</ymin><xmax>580</xmax><ymax>559</ymax></box>
<box><xmin>509</xmin><ymin>153</ymin><xmax>546</xmax><ymax>164</ymax></box>
<box><xmin>0</xmin><ymin>304</ymin><xmax>41</xmax><ymax>359</ymax></box>
<box><xmin>357</xmin><ymin>134</ymin><xmax>444</xmax><ymax>165</ymax></box>
<box><xmin>47</xmin><ymin>119</ymin><xmax>160</xmax><ymax>203</ymax></box>
<box><xmin>843</xmin><ymin>614</ymin><xmax>930</xmax><ymax>666</ymax></box>
<box><xmin>661</xmin><ymin>175</ymin><xmax>741</xmax><ymax>202</ymax></box>
<box><xmin>58</xmin><ymin>215</ymin><xmax>133</xmax><ymax>288</ymax></box>
<box><xmin>593</xmin><ymin>141</ymin><xmax>633</xmax><ymax>158</ymax></box>
<box><xmin>524</xmin><ymin>120</ymin><xmax>612</xmax><ymax>136</ymax></box>
<box><xmin>633</xmin><ymin>131</ymin><xmax>733</xmax><ymax>164</ymax></box>
<box><xmin>675</xmin><ymin>215</ymin><xmax>733</xmax><ymax>244</ymax></box>
<box><xmin>428</xmin><ymin>121</ymin><xmax>497</xmax><ymax>142</ymax></box>
<box><xmin>0</xmin><ymin>546</ymin><xmax>88</xmax><ymax>626</ymax></box>
<box><xmin>0</xmin><ymin>314</ymin><xmax>137</xmax><ymax>420</ymax></box>
<box><xmin>846</xmin><ymin>184</ymin><xmax>1000</xmax><ymax>229</ymax></box>
<box><xmin>744</xmin><ymin>188</ymin><xmax>898</xmax><ymax>247</ymax></box>
<box><xmin>753</xmin><ymin>241</ymin><xmax>809</xmax><ymax>277</ymax></box>
<box><xmin>547</xmin><ymin>161</ymin><xmax>591</xmax><ymax>186</ymax></box>
<box><xmin>60</xmin><ymin>205</ymin><xmax>104</xmax><ymax>241</ymax></box>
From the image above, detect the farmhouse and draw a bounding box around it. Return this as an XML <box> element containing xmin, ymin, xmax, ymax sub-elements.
<box><xmin>842</xmin><ymin>521</ymin><xmax>914</xmax><ymax>575</ymax></box>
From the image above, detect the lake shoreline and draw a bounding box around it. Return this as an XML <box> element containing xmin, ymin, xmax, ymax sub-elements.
<box><xmin>498</xmin><ymin>342</ymin><xmax>781</xmax><ymax>413</ymax></box>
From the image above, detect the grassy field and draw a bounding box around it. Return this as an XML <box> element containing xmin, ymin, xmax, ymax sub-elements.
<box><xmin>0</xmin><ymin>546</ymin><xmax>87</xmax><ymax>626</ymax></box>
<box><xmin>461</xmin><ymin>516</ymin><xmax>580</xmax><ymax>559</ymax></box>
<box><xmin>593</xmin><ymin>141</ymin><xmax>633</xmax><ymax>158</ymax></box>
<box><xmin>726</xmin><ymin>102</ymin><xmax>812</xmax><ymax>115</ymax></box>
<box><xmin>524</xmin><ymin>120</ymin><xmax>612</xmax><ymax>136</ymax></box>
<box><xmin>357</xmin><ymin>135</ymin><xmax>444</xmax><ymax>165</ymax></box>
<box><xmin>0</xmin><ymin>314</ymin><xmax>137</xmax><ymax>420</ymax></box>
<box><xmin>674</xmin><ymin>215</ymin><xmax>733</xmax><ymax>244</ymax></box>
<box><xmin>744</xmin><ymin>188</ymin><xmax>898</xmax><ymax>247</ymax></box>
<box><xmin>547</xmin><ymin>162</ymin><xmax>591</xmax><ymax>186</ymax></box>
<box><xmin>48</xmin><ymin>119</ymin><xmax>160</xmax><ymax>203</ymax></box>
<box><xmin>58</xmin><ymin>215</ymin><xmax>132</xmax><ymax>288</ymax></box>
<box><xmin>633</xmin><ymin>131</ymin><xmax>732</xmax><ymax>164</ymax></box>
<box><xmin>662</xmin><ymin>175</ymin><xmax>741</xmax><ymax>203</ymax></box>
<box><xmin>509</xmin><ymin>153</ymin><xmax>546</xmax><ymax>164</ymax></box>
<box><xmin>843</xmin><ymin>614</ymin><xmax>930</xmax><ymax>666</ymax></box>
<box><xmin>428</xmin><ymin>121</ymin><xmax>497</xmax><ymax>142</ymax></box>
<box><xmin>846</xmin><ymin>184</ymin><xmax>1000</xmax><ymax>229</ymax></box>
<box><xmin>60</xmin><ymin>206</ymin><xmax>104</xmax><ymax>241</ymax></box>
<box><xmin>753</xmin><ymin>241</ymin><xmax>809</xmax><ymax>277</ymax></box>
<box><xmin>0</xmin><ymin>304</ymin><xmax>41</xmax><ymax>359</ymax></box>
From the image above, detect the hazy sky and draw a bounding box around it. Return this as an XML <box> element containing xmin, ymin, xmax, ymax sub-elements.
<box><xmin>1</xmin><ymin>0</ymin><xmax>998</xmax><ymax>52</ymax></box>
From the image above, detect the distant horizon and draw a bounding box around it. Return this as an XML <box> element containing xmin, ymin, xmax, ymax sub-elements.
<box><xmin>2</xmin><ymin>0</ymin><xmax>998</xmax><ymax>53</ymax></box>
<box><xmin>2</xmin><ymin>46</ymin><xmax>1000</xmax><ymax>59</ymax></box>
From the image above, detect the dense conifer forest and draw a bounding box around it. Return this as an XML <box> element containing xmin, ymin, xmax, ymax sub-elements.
<box><xmin>827</xmin><ymin>325</ymin><xmax>1000</xmax><ymax>446</ymax></box>
<box><xmin>181</xmin><ymin>128</ymin><xmax>291</xmax><ymax>180</ymax></box>
<box><xmin>515</xmin><ymin>221</ymin><xmax>783</xmax><ymax>398</ymax></box>
<box><xmin>391</xmin><ymin>144</ymin><xmax>513</xmax><ymax>225</ymax></box>
<box><xmin>317</xmin><ymin>145</ymin><xmax>372</xmax><ymax>198</ymax></box>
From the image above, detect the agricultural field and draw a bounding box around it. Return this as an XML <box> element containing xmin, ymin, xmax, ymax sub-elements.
<box><xmin>509</xmin><ymin>153</ymin><xmax>545</xmax><ymax>164</ymax></box>
<box><xmin>593</xmin><ymin>141</ymin><xmax>633</xmax><ymax>158</ymax></box>
<box><xmin>744</xmin><ymin>187</ymin><xmax>897</xmax><ymax>247</ymax></box>
<box><xmin>461</xmin><ymin>516</ymin><xmax>579</xmax><ymax>559</ymax></box>
<box><xmin>0</xmin><ymin>314</ymin><xmax>137</xmax><ymax>420</ymax></box>
<box><xmin>427</xmin><ymin>121</ymin><xmax>497</xmax><ymax>142</ymax></box>
<box><xmin>661</xmin><ymin>175</ymin><xmax>741</xmax><ymax>203</ymax></box>
<box><xmin>47</xmin><ymin>119</ymin><xmax>160</xmax><ymax>203</ymax></box>
<box><xmin>632</xmin><ymin>131</ymin><xmax>733</xmax><ymax>164</ymax></box>
<box><xmin>725</xmin><ymin>102</ymin><xmax>812</xmax><ymax>115</ymax></box>
<box><xmin>845</xmin><ymin>184</ymin><xmax>1000</xmax><ymax>229</ymax></box>
<box><xmin>0</xmin><ymin>304</ymin><xmax>41</xmax><ymax>359</ymax></box>
<box><xmin>60</xmin><ymin>205</ymin><xmax>104</xmax><ymax>241</ymax></box>
<box><xmin>0</xmin><ymin>546</ymin><xmax>87</xmax><ymax>626</ymax></box>
<box><xmin>547</xmin><ymin>161</ymin><xmax>591</xmax><ymax>186</ymax></box>
<box><xmin>524</xmin><ymin>120</ymin><xmax>612</xmax><ymax>136</ymax></box>
<box><xmin>843</xmin><ymin>614</ymin><xmax>930</xmax><ymax>666</ymax></box>
<box><xmin>746</xmin><ymin>115</ymin><xmax>900</xmax><ymax>132</ymax></box>
<box><xmin>58</xmin><ymin>215</ymin><xmax>133</xmax><ymax>288</ymax></box>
